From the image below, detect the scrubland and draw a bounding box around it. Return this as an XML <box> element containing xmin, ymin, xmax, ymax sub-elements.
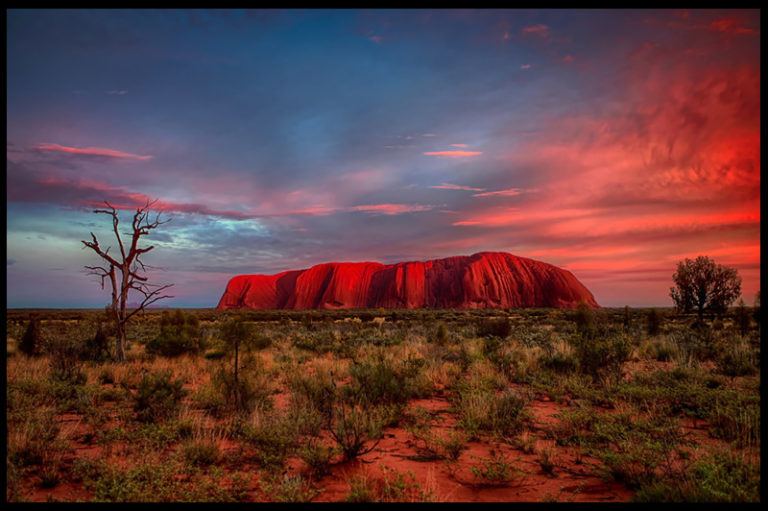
<box><xmin>6</xmin><ymin>305</ymin><xmax>761</xmax><ymax>502</ymax></box>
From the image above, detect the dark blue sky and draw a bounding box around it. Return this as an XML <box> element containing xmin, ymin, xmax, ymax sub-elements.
<box><xmin>6</xmin><ymin>9</ymin><xmax>761</xmax><ymax>308</ymax></box>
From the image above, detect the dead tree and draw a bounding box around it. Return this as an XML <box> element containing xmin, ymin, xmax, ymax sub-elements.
<box><xmin>82</xmin><ymin>200</ymin><xmax>173</xmax><ymax>362</ymax></box>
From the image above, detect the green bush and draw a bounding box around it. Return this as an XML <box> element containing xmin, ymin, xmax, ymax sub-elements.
<box><xmin>569</xmin><ymin>332</ymin><xmax>630</xmax><ymax>385</ymax></box>
<box><xmin>133</xmin><ymin>370</ymin><xmax>187</xmax><ymax>423</ymax></box>
<box><xmin>145</xmin><ymin>310</ymin><xmax>202</xmax><ymax>357</ymax></box>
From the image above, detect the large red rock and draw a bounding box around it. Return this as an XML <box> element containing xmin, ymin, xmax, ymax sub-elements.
<box><xmin>216</xmin><ymin>252</ymin><xmax>598</xmax><ymax>310</ymax></box>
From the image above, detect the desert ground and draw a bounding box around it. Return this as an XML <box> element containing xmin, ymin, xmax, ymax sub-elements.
<box><xmin>6</xmin><ymin>306</ymin><xmax>760</xmax><ymax>502</ymax></box>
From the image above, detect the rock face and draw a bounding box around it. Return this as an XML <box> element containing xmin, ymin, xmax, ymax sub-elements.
<box><xmin>216</xmin><ymin>252</ymin><xmax>598</xmax><ymax>310</ymax></box>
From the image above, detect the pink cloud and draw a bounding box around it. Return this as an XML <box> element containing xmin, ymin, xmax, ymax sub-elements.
<box><xmin>521</xmin><ymin>24</ymin><xmax>549</xmax><ymax>37</ymax></box>
<box><xmin>430</xmin><ymin>183</ymin><xmax>486</xmax><ymax>192</ymax></box>
<box><xmin>33</xmin><ymin>143</ymin><xmax>153</xmax><ymax>160</ymax></box>
<box><xmin>351</xmin><ymin>204</ymin><xmax>435</xmax><ymax>215</ymax></box>
<box><xmin>520</xmin><ymin>64</ymin><xmax>531</xmax><ymax>69</ymax></box>
<box><xmin>472</xmin><ymin>188</ymin><xmax>523</xmax><ymax>198</ymax></box>
<box><xmin>450</xmin><ymin>143</ymin><xmax>468</xmax><ymax>148</ymax></box>
<box><xmin>423</xmin><ymin>151</ymin><xmax>482</xmax><ymax>158</ymax></box>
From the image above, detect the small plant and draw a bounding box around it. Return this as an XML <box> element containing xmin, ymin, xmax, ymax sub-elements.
<box><xmin>298</xmin><ymin>439</ymin><xmax>339</xmax><ymax>477</ymax></box>
<box><xmin>450</xmin><ymin>449</ymin><xmax>525</xmax><ymax>488</ymax></box>
<box><xmin>181</xmin><ymin>429</ymin><xmax>222</xmax><ymax>466</ymax></box>
<box><xmin>262</xmin><ymin>473</ymin><xmax>319</xmax><ymax>503</ymax></box>
<box><xmin>537</xmin><ymin>446</ymin><xmax>556</xmax><ymax>475</ymax></box>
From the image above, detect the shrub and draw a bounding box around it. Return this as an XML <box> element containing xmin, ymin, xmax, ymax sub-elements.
<box><xmin>646</xmin><ymin>309</ymin><xmax>662</xmax><ymax>336</ymax></box>
<box><xmin>146</xmin><ymin>310</ymin><xmax>202</xmax><ymax>357</ymax></box>
<box><xmin>573</xmin><ymin>301</ymin><xmax>595</xmax><ymax>336</ymax></box>
<box><xmin>19</xmin><ymin>319</ymin><xmax>42</xmax><ymax>357</ymax></box>
<box><xmin>298</xmin><ymin>439</ymin><xmax>339</xmax><ymax>477</ymax></box>
<box><xmin>133</xmin><ymin>370</ymin><xmax>187</xmax><ymax>423</ymax></box>
<box><xmin>211</xmin><ymin>363</ymin><xmax>273</xmax><ymax>416</ymax></box>
<box><xmin>476</xmin><ymin>318</ymin><xmax>511</xmax><ymax>339</ymax></box>
<box><xmin>569</xmin><ymin>331</ymin><xmax>631</xmax><ymax>385</ymax></box>
<box><xmin>47</xmin><ymin>336</ymin><xmax>87</xmax><ymax>385</ymax></box>
<box><xmin>434</xmin><ymin>322</ymin><xmax>449</xmax><ymax>345</ymax></box>
<box><xmin>182</xmin><ymin>432</ymin><xmax>221</xmax><ymax>466</ymax></box>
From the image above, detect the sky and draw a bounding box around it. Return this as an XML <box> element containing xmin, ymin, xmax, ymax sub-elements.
<box><xmin>6</xmin><ymin>8</ymin><xmax>761</xmax><ymax>308</ymax></box>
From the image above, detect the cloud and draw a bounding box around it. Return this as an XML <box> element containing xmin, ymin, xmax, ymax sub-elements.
<box><xmin>520</xmin><ymin>64</ymin><xmax>531</xmax><ymax>69</ymax></box>
<box><xmin>521</xmin><ymin>24</ymin><xmax>549</xmax><ymax>37</ymax></box>
<box><xmin>106</xmin><ymin>90</ymin><xmax>128</xmax><ymax>95</ymax></box>
<box><xmin>430</xmin><ymin>183</ymin><xmax>486</xmax><ymax>192</ymax></box>
<box><xmin>32</xmin><ymin>143</ymin><xmax>152</xmax><ymax>160</ymax></box>
<box><xmin>351</xmin><ymin>204</ymin><xmax>436</xmax><ymax>215</ymax></box>
<box><xmin>423</xmin><ymin>151</ymin><xmax>482</xmax><ymax>158</ymax></box>
<box><xmin>707</xmin><ymin>17</ymin><xmax>756</xmax><ymax>34</ymax></box>
<box><xmin>472</xmin><ymin>188</ymin><xmax>523</xmax><ymax>197</ymax></box>
<box><xmin>450</xmin><ymin>143</ymin><xmax>468</xmax><ymax>148</ymax></box>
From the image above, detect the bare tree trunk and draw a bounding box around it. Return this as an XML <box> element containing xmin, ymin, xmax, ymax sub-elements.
<box><xmin>82</xmin><ymin>201</ymin><xmax>173</xmax><ymax>363</ymax></box>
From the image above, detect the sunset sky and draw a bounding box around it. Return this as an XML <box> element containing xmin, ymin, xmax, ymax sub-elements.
<box><xmin>6</xmin><ymin>9</ymin><xmax>760</xmax><ymax>308</ymax></box>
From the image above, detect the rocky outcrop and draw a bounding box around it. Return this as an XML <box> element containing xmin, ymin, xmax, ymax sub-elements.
<box><xmin>216</xmin><ymin>252</ymin><xmax>598</xmax><ymax>310</ymax></box>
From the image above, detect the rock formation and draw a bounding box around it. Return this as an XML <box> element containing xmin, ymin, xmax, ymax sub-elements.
<box><xmin>216</xmin><ymin>252</ymin><xmax>598</xmax><ymax>310</ymax></box>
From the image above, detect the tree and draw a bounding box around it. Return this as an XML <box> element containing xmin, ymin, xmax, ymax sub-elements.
<box><xmin>670</xmin><ymin>256</ymin><xmax>741</xmax><ymax>320</ymax></box>
<box><xmin>82</xmin><ymin>200</ymin><xmax>173</xmax><ymax>362</ymax></box>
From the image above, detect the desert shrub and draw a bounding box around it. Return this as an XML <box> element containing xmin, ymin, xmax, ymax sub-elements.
<box><xmin>19</xmin><ymin>318</ymin><xmax>42</xmax><ymax>357</ymax></box>
<box><xmin>133</xmin><ymin>369</ymin><xmax>187</xmax><ymax>423</ymax></box>
<box><xmin>646</xmin><ymin>309</ymin><xmax>663</xmax><ymax>336</ymax></box>
<box><xmin>145</xmin><ymin>310</ymin><xmax>202</xmax><ymax>357</ymax></box>
<box><xmin>47</xmin><ymin>336</ymin><xmax>88</xmax><ymax>385</ymax></box>
<box><xmin>181</xmin><ymin>431</ymin><xmax>221</xmax><ymax>466</ymax></box>
<box><xmin>238</xmin><ymin>414</ymin><xmax>299</xmax><ymax>470</ymax></box>
<box><xmin>454</xmin><ymin>387</ymin><xmax>529</xmax><ymax>439</ymax></box>
<box><xmin>476</xmin><ymin>317</ymin><xmax>511</xmax><ymax>339</ymax></box>
<box><xmin>539</xmin><ymin>350</ymin><xmax>579</xmax><ymax>374</ymax></box>
<box><xmin>573</xmin><ymin>301</ymin><xmax>595</xmax><ymax>336</ymax></box>
<box><xmin>298</xmin><ymin>439</ymin><xmax>339</xmax><ymax>477</ymax></box>
<box><xmin>262</xmin><ymin>473</ymin><xmax>319</xmax><ymax>503</ymax></box>
<box><xmin>348</xmin><ymin>353</ymin><xmax>426</xmax><ymax>407</ymax></box>
<box><xmin>86</xmin><ymin>322</ymin><xmax>112</xmax><ymax>361</ymax></box>
<box><xmin>433</xmin><ymin>322</ymin><xmax>449</xmax><ymax>345</ymax></box>
<box><xmin>7</xmin><ymin>410</ymin><xmax>60</xmax><ymax>467</ymax></box>
<box><xmin>192</xmin><ymin>383</ymin><xmax>228</xmax><ymax>418</ymax></box>
<box><xmin>569</xmin><ymin>331</ymin><xmax>631</xmax><ymax>384</ymax></box>
<box><xmin>211</xmin><ymin>362</ymin><xmax>273</xmax><ymax>416</ymax></box>
<box><xmin>715</xmin><ymin>339</ymin><xmax>757</xmax><ymax>377</ymax></box>
<box><xmin>449</xmin><ymin>449</ymin><xmax>523</xmax><ymax>488</ymax></box>
<box><xmin>633</xmin><ymin>451</ymin><xmax>760</xmax><ymax>502</ymax></box>
<box><xmin>329</xmin><ymin>401</ymin><xmax>386</xmax><ymax>460</ymax></box>
<box><xmin>622</xmin><ymin>306</ymin><xmax>633</xmax><ymax>332</ymax></box>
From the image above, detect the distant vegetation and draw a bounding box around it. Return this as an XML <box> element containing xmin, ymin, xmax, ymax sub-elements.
<box><xmin>6</xmin><ymin>301</ymin><xmax>760</xmax><ymax>502</ymax></box>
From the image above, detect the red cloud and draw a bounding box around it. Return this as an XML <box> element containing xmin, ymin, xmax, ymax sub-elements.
<box><xmin>708</xmin><ymin>17</ymin><xmax>756</xmax><ymax>34</ymax></box>
<box><xmin>33</xmin><ymin>143</ymin><xmax>153</xmax><ymax>160</ymax></box>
